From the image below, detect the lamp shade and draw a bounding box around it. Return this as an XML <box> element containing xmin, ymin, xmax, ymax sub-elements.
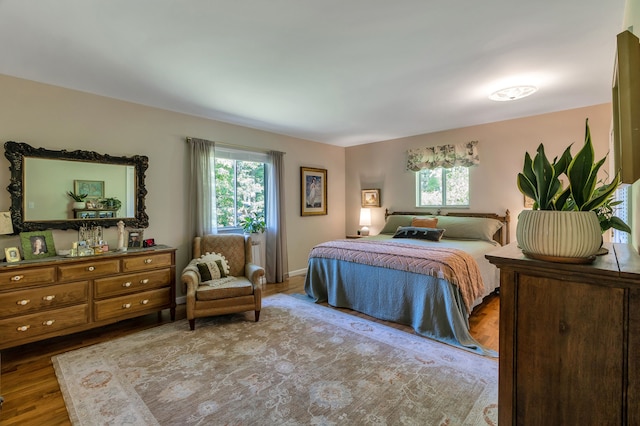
<box><xmin>359</xmin><ymin>208</ymin><xmax>371</xmax><ymax>226</ymax></box>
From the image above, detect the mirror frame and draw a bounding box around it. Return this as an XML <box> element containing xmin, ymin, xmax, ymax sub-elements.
<box><xmin>5</xmin><ymin>141</ymin><xmax>149</xmax><ymax>232</ymax></box>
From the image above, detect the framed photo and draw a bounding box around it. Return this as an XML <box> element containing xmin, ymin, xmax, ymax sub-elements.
<box><xmin>4</xmin><ymin>246</ymin><xmax>21</xmax><ymax>263</ymax></box>
<box><xmin>361</xmin><ymin>189</ymin><xmax>380</xmax><ymax>207</ymax></box>
<box><xmin>301</xmin><ymin>167</ymin><xmax>327</xmax><ymax>216</ymax></box>
<box><xmin>128</xmin><ymin>229</ymin><xmax>144</xmax><ymax>247</ymax></box>
<box><xmin>20</xmin><ymin>230</ymin><xmax>56</xmax><ymax>260</ymax></box>
<box><xmin>74</xmin><ymin>179</ymin><xmax>104</xmax><ymax>200</ymax></box>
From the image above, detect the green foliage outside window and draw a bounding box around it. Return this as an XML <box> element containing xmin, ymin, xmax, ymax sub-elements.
<box><xmin>416</xmin><ymin>166</ymin><xmax>469</xmax><ymax>207</ymax></box>
<box><xmin>215</xmin><ymin>158</ymin><xmax>265</xmax><ymax>229</ymax></box>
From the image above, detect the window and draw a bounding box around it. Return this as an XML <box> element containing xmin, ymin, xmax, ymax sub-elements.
<box><xmin>416</xmin><ymin>166</ymin><xmax>469</xmax><ymax>207</ymax></box>
<box><xmin>214</xmin><ymin>147</ymin><xmax>267</xmax><ymax>229</ymax></box>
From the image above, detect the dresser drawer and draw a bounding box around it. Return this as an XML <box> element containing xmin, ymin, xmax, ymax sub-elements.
<box><xmin>0</xmin><ymin>281</ymin><xmax>89</xmax><ymax>319</ymax></box>
<box><xmin>94</xmin><ymin>269</ymin><xmax>172</xmax><ymax>298</ymax></box>
<box><xmin>122</xmin><ymin>252</ymin><xmax>173</xmax><ymax>272</ymax></box>
<box><xmin>0</xmin><ymin>266</ymin><xmax>56</xmax><ymax>290</ymax></box>
<box><xmin>0</xmin><ymin>304</ymin><xmax>89</xmax><ymax>341</ymax></box>
<box><xmin>58</xmin><ymin>259</ymin><xmax>120</xmax><ymax>281</ymax></box>
<box><xmin>94</xmin><ymin>287</ymin><xmax>171</xmax><ymax>321</ymax></box>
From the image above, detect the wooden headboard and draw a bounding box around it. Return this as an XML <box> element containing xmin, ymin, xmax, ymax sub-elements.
<box><xmin>384</xmin><ymin>209</ymin><xmax>511</xmax><ymax>245</ymax></box>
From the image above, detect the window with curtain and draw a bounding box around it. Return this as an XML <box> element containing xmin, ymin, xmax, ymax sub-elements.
<box><xmin>214</xmin><ymin>146</ymin><xmax>267</xmax><ymax>230</ymax></box>
<box><xmin>407</xmin><ymin>141</ymin><xmax>478</xmax><ymax>208</ymax></box>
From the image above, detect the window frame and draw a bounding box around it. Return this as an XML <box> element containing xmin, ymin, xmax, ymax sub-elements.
<box><xmin>415</xmin><ymin>166</ymin><xmax>470</xmax><ymax>208</ymax></box>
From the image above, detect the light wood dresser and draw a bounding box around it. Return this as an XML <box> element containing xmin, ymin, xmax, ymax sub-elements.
<box><xmin>0</xmin><ymin>245</ymin><xmax>176</xmax><ymax>350</ymax></box>
<box><xmin>486</xmin><ymin>242</ymin><xmax>640</xmax><ymax>425</ymax></box>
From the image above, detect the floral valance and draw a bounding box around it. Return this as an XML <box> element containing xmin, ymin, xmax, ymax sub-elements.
<box><xmin>406</xmin><ymin>141</ymin><xmax>479</xmax><ymax>171</ymax></box>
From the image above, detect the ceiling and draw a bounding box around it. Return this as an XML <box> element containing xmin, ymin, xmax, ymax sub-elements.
<box><xmin>0</xmin><ymin>1</ymin><xmax>626</xmax><ymax>147</ymax></box>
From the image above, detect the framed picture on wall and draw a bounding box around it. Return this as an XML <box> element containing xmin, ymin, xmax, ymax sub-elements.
<box><xmin>300</xmin><ymin>167</ymin><xmax>327</xmax><ymax>216</ymax></box>
<box><xmin>74</xmin><ymin>180</ymin><xmax>104</xmax><ymax>200</ymax></box>
<box><xmin>361</xmin><ymin>189</ymin><xmax>380</xmax><ymax>207</ymax></box>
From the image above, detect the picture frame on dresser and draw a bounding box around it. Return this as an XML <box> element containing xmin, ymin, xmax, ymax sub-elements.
<box><xmin>20</xmin><ymin>230</ymin><xmax>56</xmax><ymax>260</ymax></box>
<box><xmin>4</xmin><ymin>246</ymin><xmax>20</xmax><ymax>262</ymax></box>
<box><xmin>128</xmin><ymin>229</ymin><xmax>144</xmax><ymax>247</ymax></box>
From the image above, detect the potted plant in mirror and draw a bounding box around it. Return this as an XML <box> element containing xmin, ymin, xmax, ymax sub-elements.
<box><xmin>67</xmin><ymin>191</ymin><xmax>88</xmax><ymax>209</ymax></box>
<box><xmin>100</xmin><ymin>197</ymin><xmax>122</xmax><ymax>211</ymax></box>
<box><xmin>516</xmin><ymin>119</ymin><xmax>630</xmax><ymax>262</ymax></box>
<box><xmin>240</xmin><ymin>211</ymin><xmax>266</xmax><ymax>234</ymax></box>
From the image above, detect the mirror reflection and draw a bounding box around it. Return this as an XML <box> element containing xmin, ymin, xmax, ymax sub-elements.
<box><xmin>24</xmin><ymin>158</ymin><xmax>136</xmax><ymax>221</ymax></box>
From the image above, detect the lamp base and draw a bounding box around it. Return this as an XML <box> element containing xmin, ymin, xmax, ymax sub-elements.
<box><xmin>360</xmin><ymin>226</ymin><xmax>370</xmax><ymax>236</ymax></box>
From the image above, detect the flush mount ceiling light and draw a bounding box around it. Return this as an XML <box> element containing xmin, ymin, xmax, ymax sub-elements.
<box><xmin>489</xmin><ymin>85</ymin><xmax>538</xmax><ymax>101</ymax></box>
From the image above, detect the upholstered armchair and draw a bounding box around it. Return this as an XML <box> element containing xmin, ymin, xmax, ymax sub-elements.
<box><xmin>181</xmin><ymin>234</ymin><xmax>264</xmax><ymax>330</ymax></box>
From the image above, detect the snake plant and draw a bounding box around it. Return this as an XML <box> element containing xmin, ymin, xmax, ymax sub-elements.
<box><xmin>517</xmin><ymin>119</ymin><xmax>630</xmax><ymax>233</ymax></box>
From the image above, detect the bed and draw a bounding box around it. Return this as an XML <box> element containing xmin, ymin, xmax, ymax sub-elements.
<box><xmin>304</xmin><ymin>210</ymin><xmax>510</xmax><ymax>356</ymax></box>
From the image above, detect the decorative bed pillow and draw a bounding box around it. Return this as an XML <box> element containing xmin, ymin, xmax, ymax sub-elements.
<box><xmin>411</xmin><ymin>217</ymin><xmax>438</xmax><ymax>228</ymax></box>
<box><xmin>380</xmin><ymin>215</ymin><xmax>435</xmax><ymax>234</ymax></box>
<box><xmin>195</xmin><ymin>252</ymin><xmax>230</xmax><ymax>281</ymax></box>
<box><xmin>392</xmin><ymin>226</ymin><xmax>445</xmax><ymax>241</ymax></box>
<box><xmin>435</xmin><ymin>216</ymin><xmax>503</xmax><ymax>242</ymax></box>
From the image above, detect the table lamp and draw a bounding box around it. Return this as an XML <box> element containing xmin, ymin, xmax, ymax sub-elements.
<box><xmin>359</xmin><ymin>208</ymin><xmax>371</xmax><ymax>236</ymax></box>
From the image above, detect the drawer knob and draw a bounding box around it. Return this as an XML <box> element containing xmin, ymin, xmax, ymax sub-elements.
<box><xmin>141</xmin><ymin>299</ymin><xmax>149</xmax><ymax>305</ymax></box>
<box><xmin>144</xmin><ymin>258</ymin><xmax>153</xmax><ymax>264</ymax></box>
<box><xmin>122</xmin><ymin>303</ymin><xmax>132</xmax><ymax>309</ymax></box>
<box><xmin>122</xmin><ymin>281</ymin><xmax>132</xmax><ymax>288</ymax></box>
<box><xmin>11</xmin><ymin>275</ymin><xmax>24</xmax><ymax>281</ymax></box>
<box><xmin>17</xmin><ymin>299</ymin><xmax>30</xmax><ymax>306</ymax></box>
<box><xmin>140</xmin><ymin>278</ymin><xmax>149</xmax><ymax>284</ymax></box>
<box><xmin>43</xmin><ymin>319</ymin><xmax>55</xmax><ymax>326</ymax></box>
<box><xmin>16</xmin><ymin>325</ymin><xmax>30</xmax><ymax>332</ymax></box>
<box><xmin>42</xmin><ymin>295</ymin><xmax>56</xmax><ymax>301</ymax></box>
<box><xmin>87</xmin><ymin>266</ymin><xmax>96</xmax><ymax>272</ymax></box>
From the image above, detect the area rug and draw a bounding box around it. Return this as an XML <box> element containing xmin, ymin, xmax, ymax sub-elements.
<box><xmin>53</xmin><ymin>294</ymin><xmax>498</xmax><ymax>425</ymax></box>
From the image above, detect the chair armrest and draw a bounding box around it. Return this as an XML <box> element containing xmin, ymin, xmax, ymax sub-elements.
<box><xmin>245</xmin><ymin>262</ymin><xmax>265</xmax><ymax>285</ymax></box>
<box><xmin>181</xmin><ymin>269</ymin><xmax>200</xmax><ymax>296</ymax></box>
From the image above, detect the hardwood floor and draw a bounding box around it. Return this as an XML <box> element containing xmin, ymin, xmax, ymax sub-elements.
<box><xmin>0</xmin><ymin>275</ymin><xmax>499</xmax><ymax>425</ymax></box>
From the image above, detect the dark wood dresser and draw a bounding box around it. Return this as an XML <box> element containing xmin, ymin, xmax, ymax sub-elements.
<box><xmin>0</xmin><ymin>245</ymin><xmax>176</xmax><ymax>350</ymax></box>
<box><xmin>486</xmin><ymin>242</ymin><xmax>640</xmax><ymax>425</ymax></box>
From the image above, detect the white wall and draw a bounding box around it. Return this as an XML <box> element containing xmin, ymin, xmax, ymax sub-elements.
<box><xmin>0</xmin><ymin>74</ymin><xmax>346</xmax><ymax>292</ymax></box>
<box><xmin>344</xmin><ymin>104</ymin><xmax>613</xmax><ymax>241</ymax></box>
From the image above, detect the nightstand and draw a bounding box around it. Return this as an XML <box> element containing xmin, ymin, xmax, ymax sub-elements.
<box><xmin>346</xmin><ymin>235</ymin><xmax>364</xmax><ymax>239</ymax></box>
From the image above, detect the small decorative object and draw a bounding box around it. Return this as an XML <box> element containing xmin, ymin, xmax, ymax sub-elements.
<box><xmin>117</xmin><ymin>220</ymin><xmax>125</xmax><ymax>250</ymax></box>
<box><xmin>78</xmin><ymin>225</ymin><xmax>103</xmax><ymax>247</ymax></box>
<box><xmin>0</xmin><ymin>211</ymin><xmax>14</xmax><ymax>235</ymax></box>
<box><xmin>20</xmin><ymin>230</ymin><xmax>56</xmax><ymax>260</ymax></box>
<box><xmin>143</xmin><ymin>238</ymin><xmax>155</xmax><ymax>248</ymax></box>
<box><xmin>516</xmin><ymin>119</ymin><xmax>630</xmax><ymax>262</ymax></box>
<box><xmin>361</xmin><ymin>189</ymin><xmax>380</xmax><ymax>207</ymax></box>
<box><xmin>239</xmin><ymin>211</ymin><xmax>266</xmax><ymax>234</ymax></box>
<box><xmin>74</xmin><ymin>180</ymin><xmax>104</xmax><ymax>200</ymax></box>
<box><xmin>4</xmin><ymin>247</ymin><xmax>20</xmax><ymax>263</ymax></box>
<box><xmin>301</xmin><ymin>167</ymin><xmax>327</xmax><ymax>216</ymax></box>
<box><xmin>128</xmin><ymin>229</ymin><xmax>144</xmax><ymax>247</ymax></box>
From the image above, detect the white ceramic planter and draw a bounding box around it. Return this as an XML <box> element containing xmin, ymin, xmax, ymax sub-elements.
<box><xmin>516</xmin><ymin>210</ymin><xmax>602</xmax><ymax>260</ymax></box>
<box><xmin>72</xmin><ymin>201</ymin><xmax>86</xmax><ymax>209</ymax></box>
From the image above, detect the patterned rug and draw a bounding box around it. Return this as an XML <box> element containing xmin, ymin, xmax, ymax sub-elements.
<box><xmin>53</xmin><ymin>294</ymin><xmax>498</xmax><ymax>425</ymax></box>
